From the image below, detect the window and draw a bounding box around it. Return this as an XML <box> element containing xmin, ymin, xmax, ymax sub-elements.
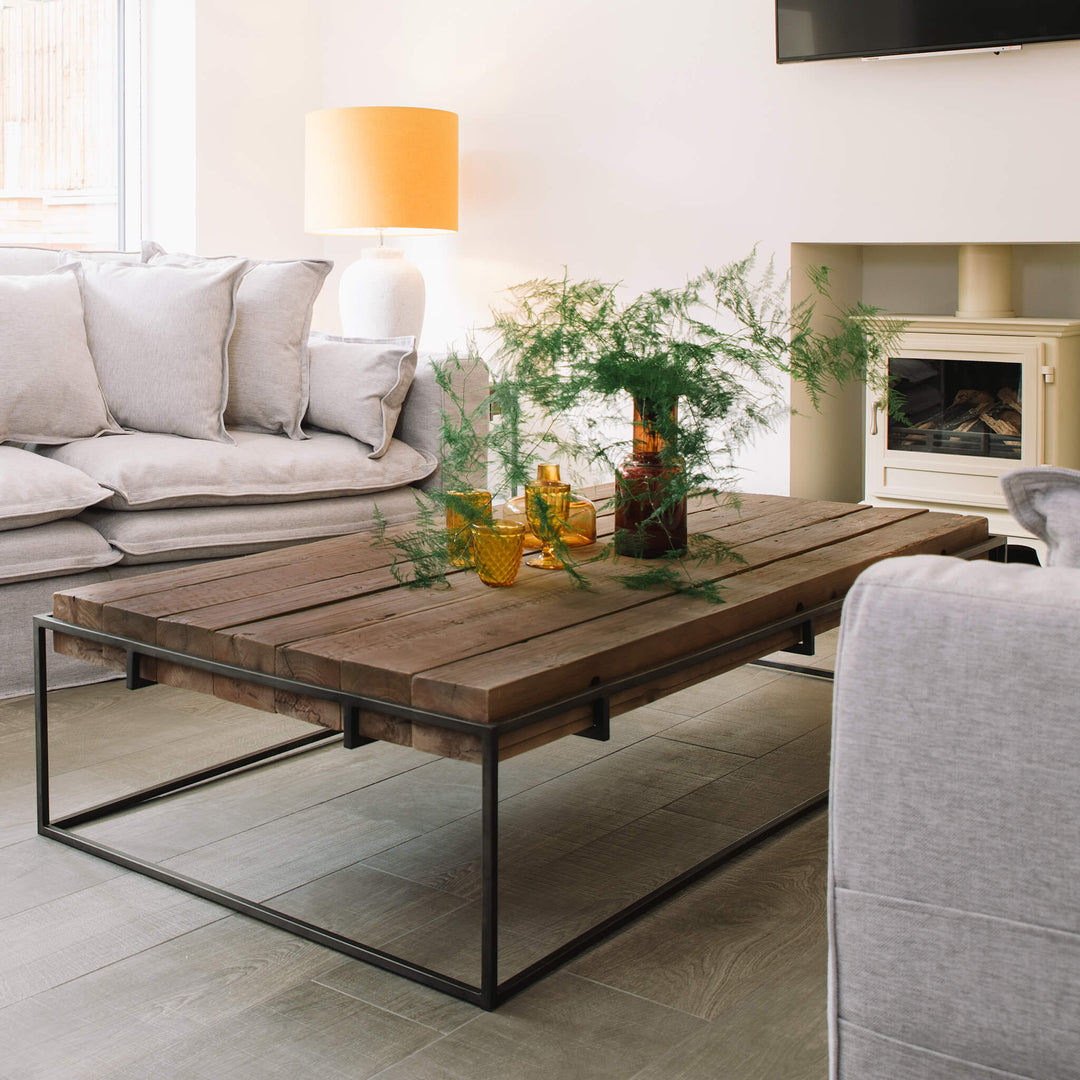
<box><xmin>0</xmin><ymin>0</ymin><xmax>139</xmax><ymax>250</ymax></box>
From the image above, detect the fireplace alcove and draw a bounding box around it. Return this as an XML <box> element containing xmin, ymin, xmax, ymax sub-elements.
<box><xmin>790</xmin><ymin>242</ymin><xmax>1080</xmax><ymax>541</ymax></box>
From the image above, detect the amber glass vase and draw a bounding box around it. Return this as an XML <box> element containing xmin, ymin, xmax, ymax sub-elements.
<box><xmin>614</xmin><ymin>397</ymin><xmax>687</xmax><ymax>559</ymax></box>
<box><xmin>503</xmin><ymin>463</ymin><xmax>597</xmax><ymax>548</ymax></box>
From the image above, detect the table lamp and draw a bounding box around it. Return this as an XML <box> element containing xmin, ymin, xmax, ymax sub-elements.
<box><xmin>305</xmin><ymin>106</ymin><xmax>458</xmax><ymax>343</ymax></box>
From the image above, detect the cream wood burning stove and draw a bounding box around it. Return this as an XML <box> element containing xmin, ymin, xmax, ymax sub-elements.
<box><xmin>865</xmin><ymin>314</ymin><xmax>1080</xmax><ymax>538</ymax></box>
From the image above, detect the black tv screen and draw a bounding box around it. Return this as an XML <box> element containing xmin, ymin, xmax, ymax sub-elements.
<box><xmin>777</xmin><ymin>0</ymin><xmax>1080</xmax><ymax>63</ymax></box>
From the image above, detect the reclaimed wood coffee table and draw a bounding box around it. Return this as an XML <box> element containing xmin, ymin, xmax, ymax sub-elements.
<box><xmin>34</xmin><ymin>490</ymin><xmax>996</xmax><ymax>1009</ymax></box>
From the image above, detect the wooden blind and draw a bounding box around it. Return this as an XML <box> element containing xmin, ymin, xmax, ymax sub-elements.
<box><xmin>0</xmin><ymin>0</ymin><xmax>116</xmax><ymax>195</ymax></box>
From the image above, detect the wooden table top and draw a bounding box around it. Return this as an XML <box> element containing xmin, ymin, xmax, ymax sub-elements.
<box><xmin>52</xmin><ymin>490</ymin><xmax>989</xmax><ymax>762</ymax></box>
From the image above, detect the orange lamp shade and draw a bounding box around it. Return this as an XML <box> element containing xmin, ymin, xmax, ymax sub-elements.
<box><xmin>305</xmin><ymin>106</ymin><xmax>458</xmax><ymax>235</ymax></box>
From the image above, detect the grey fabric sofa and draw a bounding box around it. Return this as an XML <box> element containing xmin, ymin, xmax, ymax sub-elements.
<box><xmin>0</xmin><ymin>245</ymin><xmax>488</xmax><ymax>699</ymax></box>
<box><xmin>0</xmin><ymin>354</ymin><xmax>487</xmax><ymax>700</ymax></box>
<box><xmin>829</xmin><ymin>554</ymin><xmax>1080</xmax><ymax>1079</ymax></box>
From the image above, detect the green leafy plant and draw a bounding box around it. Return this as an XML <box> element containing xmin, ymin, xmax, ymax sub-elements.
<box><xmin>378</xmin><ymin>251</ymin><xmax>905</xmax><ymax>598</ymax></box>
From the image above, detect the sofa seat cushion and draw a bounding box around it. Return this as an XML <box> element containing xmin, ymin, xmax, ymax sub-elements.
<box><xmin>0</xmin><ymin>520</ymin><xmax>122</xmax><ymax>585</ymax></box>
<box><xmin>0</xmin><ymin>446</ymin><xmax>112</xmax><ymax>531</ymax></box>
<box><xmin>80</xmin><ymin>486</ymin><xmax>421</xmax><ymax>564</ymax></box>
<box><xmin>42</xmin><ymin>429</ymin><xmax>438</xmax><ymax>511</ymax></box>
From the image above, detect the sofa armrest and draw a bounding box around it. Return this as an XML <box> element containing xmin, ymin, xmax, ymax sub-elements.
<box><xmin>396</xmin><ymin>351</ymin><xmax>489</xmax><ymax>492</ymax></box>
<box><xmin>828</xmin><ymin>555</ymin><xmax>1080</xmax><ymax>1079</ymax></box>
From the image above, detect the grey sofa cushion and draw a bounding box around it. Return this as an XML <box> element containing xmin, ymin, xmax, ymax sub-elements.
<box><xmin>0</xmin><ymin>520</ymin><xmax>122</xmax><ymax>585</ymax></box>
<box><xmin>0</xmin><ymin>446</ymin><xmax>111</xmax><ymax>531</ymax></box>
<box><xmin>1001</xmin><ymin>465</ymin><xmax>1080</xmax><ymax>566</ymax></box>
<box><xmin>81</xmin><ymin>485</ymin><xmax>422</xmax><ymax>563</ymax></box>
<box><xmin>0</xmin><ymin>268</ymin><xmax>123</xmax><ymax>444</ymax></box>
<box><xmin>144</xmin><ymin>244</ymin><xmax>332</xmax><ymax>438</ymax></box>
<box><xmin>73</xmin><ymin>259</ymin><xmax>247</xmax><ymax>443</ymax></box>
<box><xmin>43</xmin><ymin>429</ymin><xmax>438</xmax><ymax>510</ymax></box>
<box><xmin>830</xmin><ymin>555</ymin><xmax>1080</xmax><ymax>1080</ymax></box>
<box><xmin>58</xmin><ymin>249</ymin><xmax>141</xmax><ymax>266</ymax></box>
<box><xmin>0</xmin><ymin>245</ymin><xmax>62</xmax><ymax>274</ymax></box>
<box><xmin>306</xmin><ymin>334</ymin><xmax>418</xmax><ymax>458</ymax></box>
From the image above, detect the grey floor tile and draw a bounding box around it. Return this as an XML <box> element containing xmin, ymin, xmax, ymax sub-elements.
<box><xmin>662</xmin><ymin>676</ymin><xmax>834</xmax><ymax>758</ymax></box>
<box><xmin>24</xmin><ymin>916</ymin><xmax>343</xmax><ymax>1028</ymax></box>
<box><xmin>76</xmin><ymin>740</ymin><xmax>430</xmax><ymax>863</ymax></box>
<box><xmin>372</xmin><ymin>972</ymin><xmax>708</xmax><ymax>1080</ymax></box>
<box><xmin>216</xmin><ymin>980</ymin><xmax>446</xmax><ymax>1079</ymax></box>
<box><xmin>269</xmin><ymin>863</ymin><xmax>469</xmax><ymax>946</ymax></box>
<box><xmin>570</xmin><ymin>811</ymin><xmax>829</xmax><ymax>1020</ymax></box>
<box><xmin>0</xmin><ymin>835</ymin><xmax>124</xmax><ymax>919</ymax></box>
<box><xmin>627</xmin><ymin>946</ymin><xmax>828</xmax><ymax>1080</ymax></box>
<box><xmin>0</xmin><ymin>872</ymin><xmax>226</xmax><ymax>1008</ymax></box>
<box><xmin>651</xmin><ymin>665</ymin><xmax>787</xmax><ymax>717</ymax></box>
<box><xmin>316</xmin><ymin>960</ymin><xmax>480</xmax><ymax>1035</ymax></box>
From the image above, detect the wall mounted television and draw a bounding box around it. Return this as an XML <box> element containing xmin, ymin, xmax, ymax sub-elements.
<box><xmin>777</xmin><ymin>1</ymin><xmax>1080</xmax><ymax>63</ymax></box>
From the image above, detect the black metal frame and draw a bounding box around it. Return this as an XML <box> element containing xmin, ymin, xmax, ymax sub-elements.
<box><xmin>33</xmin><ymin>535</ymin><xmax>1003</xmax><ymax>1010</ymax></box>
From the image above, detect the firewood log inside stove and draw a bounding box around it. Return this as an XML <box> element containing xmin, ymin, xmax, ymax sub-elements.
<box><xmin>907</xmin><ymin>387</ymin><xmax>1022</xmax><ymax>438</ymax></box>
<box><xmin>997</xmin><ymin>387</ymin><xmax>1021</xmax><ymax>413</ymax></box>
<box><xmin>982</xmin><ymin>407</ymin><xmax>1022</xmax><ymax>436</ymax></box>
<box><xmin>951</xmin><ymin>389</ymin><xmax>995</xmax><ymax>413</ymax></box>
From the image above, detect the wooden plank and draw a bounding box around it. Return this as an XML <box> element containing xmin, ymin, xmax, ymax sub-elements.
<box><xmin>277</xmin><ymin>500</ymin><xmax>879</xmax><ymax>704</ymax></box>
<box><xmin>409</xmin><ymin>510</ymin><xmax>988</xmax><ymax>721</ymax></box>
<box><xmin>97</xmin><ymin>541</ymin><xmax>411</xmax><ymax>643</ymax></box>
<box><xmin>52</xmin><ymin>532</ymin><xmax>386</xmax><ymax>629</ymax></box>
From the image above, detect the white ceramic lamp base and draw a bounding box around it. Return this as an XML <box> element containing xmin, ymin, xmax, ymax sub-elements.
<box><xmin>339</xmin><ymin>247</ymin><xmax>425</xmax><ymax>343</ymax></box>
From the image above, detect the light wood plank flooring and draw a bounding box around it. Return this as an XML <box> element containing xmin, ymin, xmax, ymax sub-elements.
<box><xmin>0</xmin><ymin>634</ymin><xmax>837</xmax><ymax>1080</ymax></box>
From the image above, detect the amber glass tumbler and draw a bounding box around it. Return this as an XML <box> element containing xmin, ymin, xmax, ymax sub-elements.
<box><xmin>446</xmin><ymin>490</ymin><xmax>492</xmax><ymax>567</ymax></box>
<box><xmin>470</xmin><ymin>521</ymin><xmax>526</xmax><ymax>587</ymax></box>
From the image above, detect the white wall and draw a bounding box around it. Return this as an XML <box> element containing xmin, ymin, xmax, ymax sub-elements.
<box><xmin>316</xmin><ymin>0</ymin><xmax>1080</xmax><ymax>492</ymax></box>
<box><xmin>144</xmin><ymin>0</ymin><xmax>322</xmax><ymax>260</ymax></box>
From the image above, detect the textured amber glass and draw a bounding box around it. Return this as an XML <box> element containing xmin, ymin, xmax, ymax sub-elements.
<box><xmin>525</xmin><ymin>480</ymin><xmax>571</xmax><ymax>570</ymax></box>
<box><xmin>470</xmin><ymin>522</ymin><xmax>525</xmax><ymax>587</ymax></box>
<box><xmin>446</xmin><ymin>490</ymin><xmax>492</xmax><ymax>567</ymax></box>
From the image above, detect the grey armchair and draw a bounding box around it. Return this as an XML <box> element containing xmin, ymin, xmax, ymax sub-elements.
<box><xmin>828</xmin><ymin>554</ymin><xmax>1080</xmax><ymax>1079</ymax></box>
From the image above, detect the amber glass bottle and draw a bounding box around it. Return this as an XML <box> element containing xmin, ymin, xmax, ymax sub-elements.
<box><xmin>613</xmin><ymin>398</ymin><xmax>687</xmax><ymax>559</ymax></box>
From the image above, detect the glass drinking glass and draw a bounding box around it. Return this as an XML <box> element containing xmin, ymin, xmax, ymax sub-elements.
<box><xmin>445</xmin><ymin>490</ymin><xmax>492</xmax><ymax>567</ymax></box>
<box><xmin>470</xmin><ymin>521</ymin><xmax>526</xmax><ymax>587</ymax></box>
<box><xmin>524</xmin><ymin>480</ymin><xmax>571</xmax><ymax>569</ymax></box>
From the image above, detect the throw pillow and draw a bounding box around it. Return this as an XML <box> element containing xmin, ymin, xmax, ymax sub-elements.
<box><xmin>0</xmin><ymin>268</ymin><xmax>123</xmax><ymax>444</ymax></box>
<box><xmin>1001</xmin><ymin>466</ymin><xmax>1080</xmax><ymax>566</ymax></box>
<box><xmin>0</xmin><ymin>446</ymin><xmax>112</xmax><ymax>531</ymax></box>
<box><xmin>58</xmin><ymin>249</ymin><xmax>141</xmax><ymax>266</ymax></box>
<box><xmin>305</xmin><ymin>334</ymin><xmax>418</xmax><ymax>458</ymax></box>
<box><xmin>73</xmin><ymin>259</ymin><xmax>247</xmax><ymax>443</ymax></box>
<box><xmin>0</xmin><ymin>246</ymin><xmax>62</xmax><ymax>274</ymax></box>
<box><xmin>143</xmin><ymin>242</ymin><xmax>332</xmax><ymax>438</ymax></box>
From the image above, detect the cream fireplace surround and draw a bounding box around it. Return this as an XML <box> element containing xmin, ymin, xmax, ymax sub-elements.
<box><xmin>790</xmin><ymin>242</ymin><xmax>1080</xmax><ymax>542</ymax></box>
